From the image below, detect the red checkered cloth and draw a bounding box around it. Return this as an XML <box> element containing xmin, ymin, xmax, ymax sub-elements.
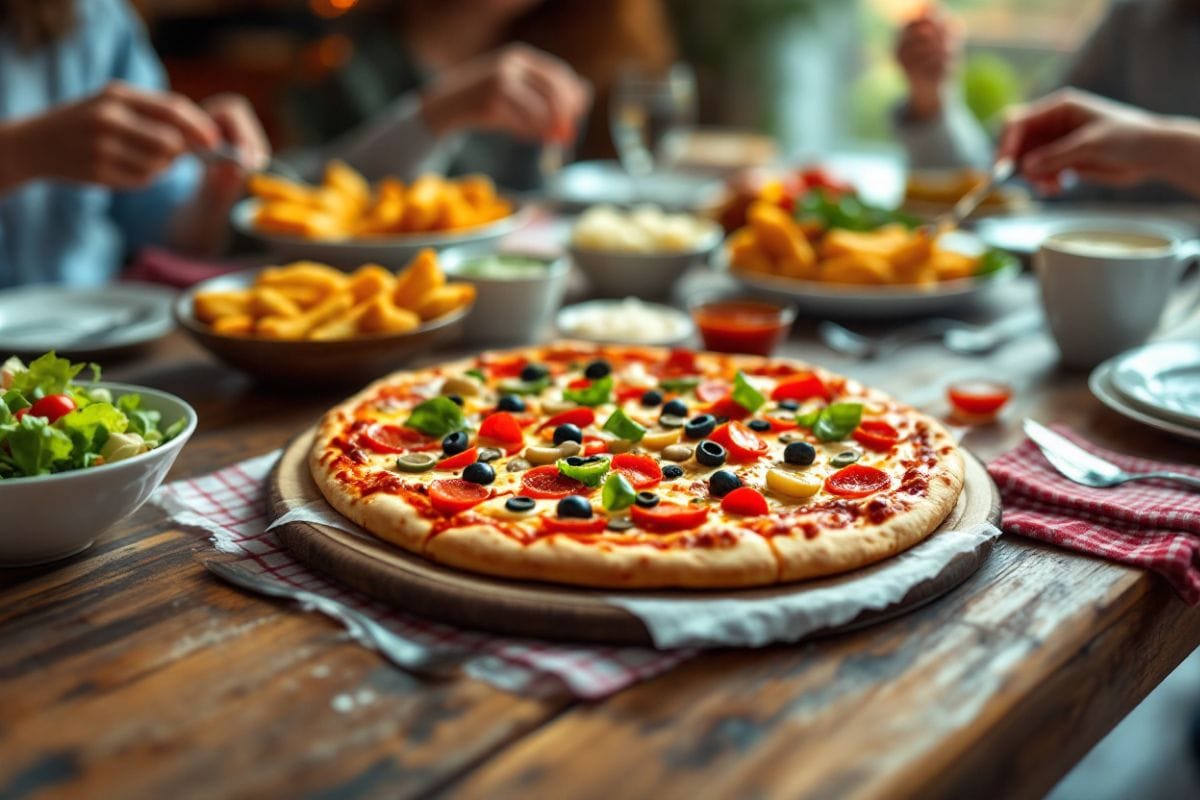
<box><xmin>988</xmin><ymin>425</ymin><xmax>1200</xmax><ymax>605</ymax></box>
<box><xmin>153</xmin><ymin>452</ymin><xmax>693</xmax><ymax>699</ymax></box>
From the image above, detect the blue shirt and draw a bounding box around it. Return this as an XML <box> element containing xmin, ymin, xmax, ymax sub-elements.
<box><xmin>0</xmin><ymin>0</ymin><xmax>200</xmax><ymax>288</ymax></box>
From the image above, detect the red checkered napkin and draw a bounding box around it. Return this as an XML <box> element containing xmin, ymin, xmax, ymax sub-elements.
<box><xmin>988</xmin><ymin>425</ymin><xmax>1200</xmax><ymax>605</ymax></box>
<box><xmin>152</xmin><ymin>452</ymin><xmax>694</xmax><ymax>699</ymax></box>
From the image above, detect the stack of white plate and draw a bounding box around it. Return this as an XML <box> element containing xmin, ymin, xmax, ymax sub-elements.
<box><xmin>1089</xmin><ymin>341</ymin><xmax>1200</xmax><ymax>443</ymax></box>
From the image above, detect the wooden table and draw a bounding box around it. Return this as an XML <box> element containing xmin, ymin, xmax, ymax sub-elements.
<box><xmin>3</xmin><ymin>275</ymin><xmax>1198</xmax><ymax>800</ymax></box>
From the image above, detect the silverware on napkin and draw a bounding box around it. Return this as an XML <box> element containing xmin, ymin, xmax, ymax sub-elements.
<box><xmin>202</xmin><ymin>558</ymin><xmax>469</xmax><ymax>679</ymax></box>
<box><xmin>1022</xmin><ymin>419</ymin><xmax>1200</xmax><ymax>491</ymax></box>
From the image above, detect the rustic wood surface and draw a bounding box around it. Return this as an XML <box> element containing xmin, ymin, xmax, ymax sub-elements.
<box><xmin>270</xmin><ymin>428</ymin><xmax>999</xmax><ymax>645</ymax></box>
<box><xmin>2</xmin><ymin>273</ymin><xmax>1198</xmax><ymax>800</ymax></box>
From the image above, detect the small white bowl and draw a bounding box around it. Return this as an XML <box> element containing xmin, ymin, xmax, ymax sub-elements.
<box><xmin>555</xmin><ymin>299</ymin><xmax>695</xmax><ymax>347</ymax></box>
<box><xmin>0</xmin><ymin>382</ymin><xmax>197</xmax><ymax>566</ymax></box>
<box><xmin>440</xmin><ymin>249</ymin><xmax>569</xmax><ymax>344</ymax></box>
<box><xmin>568</xmin><ymin>225</ymin><xmax>722</xmax><ymax>299</ymax></box>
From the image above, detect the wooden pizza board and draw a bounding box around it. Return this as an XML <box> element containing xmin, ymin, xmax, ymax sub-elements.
<box><xmin>269</xmin><ymin>429</ymin><xmax>1001</xmax><ymax>646</ymax></box>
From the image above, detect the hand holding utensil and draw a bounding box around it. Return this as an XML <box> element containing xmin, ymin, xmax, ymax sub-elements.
<box><xmin>923</xmin><ymin>157</ymin><xmax>1015</xmax><ymax>235</ymax></box>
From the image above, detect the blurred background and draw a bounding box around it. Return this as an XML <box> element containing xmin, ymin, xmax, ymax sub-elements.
<box><xmin>136</xmin><ymin>0</ymin><xmax>1109</xmax><ymax>161</ymax></box>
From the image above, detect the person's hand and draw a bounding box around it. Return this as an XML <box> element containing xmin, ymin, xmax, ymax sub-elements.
<box><xmin>2</xmin><ymin>81</ymin><xmax>221</xmax><ymax>190</ymax></box>
<box><xmin>896</xmin><ymin>8</ymin><xmax>962</xmax><ymax>121</ymax></box>
<box><xmin>997</xmin><ymin>89</ymin><xmax>1180</xmax><ymax>194</ymax></box>
<box><xmin>195</xmin><ymin>92</ymin><xmax>271</xmax><ymax>204</ymax></box>
<box><xmin>420</xmin><ymin>44</ymin><xmax>591</xmax><ymax>143</ymax></box>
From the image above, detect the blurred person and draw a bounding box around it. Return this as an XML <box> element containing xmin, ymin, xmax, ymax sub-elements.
<box><xmin>291</xmin><ymin>0</ymin><xmax>676</xmax><ymax>190</ymax></box>
<box><xmin>999</xmin><ymin>88</ymin><xmax>1200</xmax><ymax>199</ymax></box>
<box><xmin>0</xmin><ymin>0</ymin><xmax>269</xmax><ymax>288</ymax></box>
<box><xmin>893</xmin><ymin>0</ymin><xmax>1200</xmax><ymax>201</ymax></box>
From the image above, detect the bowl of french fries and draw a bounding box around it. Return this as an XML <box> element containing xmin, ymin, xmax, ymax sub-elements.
<box><xmin>233</xmin><ymin>161</ymin><xmax>534</xmax><ymax>268</ymax></box>
<box><xmin>176</xmin><ymin>250</ymin><xmax>474</xmax><ymax>382</ymax></box>
<box><xmin>718</xmin><ymin>194</ymin><xmax>1020</xmax><ymax>318</ymax></box>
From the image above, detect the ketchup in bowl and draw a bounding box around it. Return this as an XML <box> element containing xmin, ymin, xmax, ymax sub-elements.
<box><xmin>691</xmin><ymin>299</ymin><xmax>796</xmax><ymax>356</ymax></box>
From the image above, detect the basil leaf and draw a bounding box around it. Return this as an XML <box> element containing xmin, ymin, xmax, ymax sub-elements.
<box><xmin>795</xmin><ymin>407</ymin><xmax>822</xmax><ymax>427</ymax></box>
<box><xmin>601</xmin><ymin>408</ymin><xmax>646</xmax><ymax>442</ymax></box>
<box><xmin>405</xmin><ymin>396</ymin><xmax>467</xmax><ymax>438</ymax></box>
<box><xmin>813</xmin><ymin>402</ymin><xmax>862</xmax><ymax>442</ymax></box>
<box><xmin>731</xmin><ymin>371</ymin><xmax>765</xmax><ymax>413</ymax></box>
<box><xmin>498</xmin><ymin>375</ymin><xmax>551</xmax><ymax>395</ymax></box>
<box><xmin>564</xmin><ymin>375</ymin><xmax>613</xmax><ymax>407</ymax></box>
<box><xmin>659</xmin><ymin>376</ymin><xmax>700</xmax><ymax>393</ymax></box>
<box><xmin>602</xmin><ymin>472</ymin><xmax>636</xmax><ymax>512</ymax></box>
<box><xmin>466</xmin><ymin>368</ymin><xmax>487</xmax><ymax>382</ymax></box>
<box><xmin>557</xmin><ymin>456</ymin><xmax>610</xmax><ymax>487</ymax></box>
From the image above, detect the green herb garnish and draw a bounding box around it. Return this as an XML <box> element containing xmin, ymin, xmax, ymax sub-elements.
<box><xmin>796</xmin><ymin>402</ymin><xmax>863</xmax><ymax>443</ymax></box>
<box><xmin>564</xmin><ymin>375</ymin><xmax>613</xmax><ymax>407</ymax></box>
<box><xmin>404</xmin><ymin>396</ymin><xmax>467</xmax><ymax>438</ymax></box>
<box><xmin>975</xmin><ymin>249</ymin><xmax>1019</xmax><ymax>278</ymax></box>
<box><xmin>465</xmin><ymin>368</ymin><xmax>486</xmax><ymax>382</ymax></box>
<box><xmin>602</xmin><ymin>408</ymin><xmax>646</xmax><ymax>442</ymax></box>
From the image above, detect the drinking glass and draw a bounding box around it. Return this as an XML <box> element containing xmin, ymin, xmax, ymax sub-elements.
<box><xmin>610</xmin><ymin>63</ymin><xmax>697</xmax><ymax>181</ymax></box>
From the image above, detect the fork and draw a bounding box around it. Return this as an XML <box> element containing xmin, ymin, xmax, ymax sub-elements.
<box><xmin>202</xmin><ymin>558</ymin><xmax>470</xmax><ymax>679</ymax></box>
<box><xmin>194</xmin><ymin>143</ymin><xmax>305</xmax><ymax>182</ymax></box>
<box><xmin>1023</xmin><ymin>418</ymin><xmax>1200</xmax><ymax>490</ymax></box>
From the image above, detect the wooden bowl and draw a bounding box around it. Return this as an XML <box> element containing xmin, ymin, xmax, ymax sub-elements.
<box><xmin>175</xmin><ymin>269</ymin><xmax>469</xmax><ymax>384</ymax></box>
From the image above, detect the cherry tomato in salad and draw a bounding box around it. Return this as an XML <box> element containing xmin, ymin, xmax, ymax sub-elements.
<box><xmin>947</xmin><ymin>380</ymin><xmax>1013</xmax><ymax>416</ymax></box>
<box><xmin>28</xmin><ymin>394</ymin><xmax>76</xmax><ymax>423</ymax></box>
<box><xmin>611</xmin><ymin>453</ymin><xmax>663</xmax><ymax>489</ymax></box>
<box><xmin>771</xmin><ymin>374</ymin><xmax>831</xmax><ymax>403</ymax></box>
<box><xmin>852</xmin><ymin>420</ymin><xmax>900</xmax><ymax>452</ymax></box>
<box><xmin>520</xmin><ymin>465</ymin><xmax>591</xmax><ymax>499</ymax></box>
<box><xmin>824</xmin><ymin>465</ymin><xmax>890</xmax><ymax>498</ymax></box>
<box><xmin>710</xmin><ymin>421</ymin><xmax>768</xmax><ymax>462</ymax></box>
<box><xmin>436</xmin><ymin>447</ymin><xmax>478</xmax><ymax>471</ymax></box>
<box><xmin>720</xmin><ymin>487</ymin><xmax>769</xmax><ymax>517</ymax></box>
<box><xmin>429</xmin><ymin>479</ymin><xmax>491</xmax><ymax>515</ymax></box>
<box><xmin>13</xmin><ymin>407</ymin><xmax>29</xmax><ymax>420</ymax></box>
<box><xmin>538</xmin><ymin>407</ymin><xmax>595</xmax><ymax>432</ymax></box>
<box><xmin>478</xmin><ymin>411</ymin><xmax>523</xmax><ymax>445</ymax></box>
<box><xmin>359</xmin><ymin>423</ymin><xmax>436</xmax><ymax>454</ymax></box>
<box><xmin>630</xmin><ymin>502</ymin><xmax>709</xmax><ymax>533</ymax></box>
<box><xmin>541</xmin><ymin>515</ymin><xmax>607</xmax><ymax>535</ymax></box>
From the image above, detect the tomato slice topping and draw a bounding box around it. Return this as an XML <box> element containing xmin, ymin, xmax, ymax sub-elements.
<box><xmin>520</xmin><ymin>465</ymin><xmax>591</xmax><ymax>499</ymax></box>
<box><xmin>947</xmin><ymin>380</ymin><xmax>1013</xmax><ymax>416</ymax></box>
<box><xmin>610</xmin><ymin>453</ymin><xmax>663</xmax><ymax>489</ymax></box>
<box><xmin>541</xmin><ymin>515</ymin><xmax>607</xmax><ymax>535</ymax></box>
<box><xmin>482</xmin><ymin>356</ymin><xmax>527</xmax><ymax>379</ymax></box>
<box><xmin>720</xmin><ymin>487</ymin><xmax>769</xmax><ymax>516</ymax></box>
<box><xmin>662</xmin><ymin>348</ymin><xmax>697</xmax><ymax>375</ymax></box>
<box><xmin>765</xmin><ymin>415</ymin><xmax>798</xmax><ymax>432</ymax></box>
<box><xmin>771</xmin><ymin>374</ymin><xmax>831</xmax><ymax>403</ymax></box>
<box><xmin>429</xmin><ymin>479</ymin><xmax>491</xmax><ymax>515</ymax></box>
<box><xmin>615</xmin><ymin>384</ymin><xmax>647</xmax><ymax>404</ymax></box>
<box><xmin>696</xmin><ymin>380</ymin><xmax>730</xmax><ymax>403</ymax></box>
<box><xmin>583</xmin><ymin>440</ymin><xmax>609</xmax><ymax>456</ymax></box>
<box><xmin>538</xmin><ymin>407</ymin><xmax>595</xmax><ymax>432</ymax></box>
<box><xmin>630</xmin><ymin>502</ymin><xmax>710</xmax><ymax>533</ymax></box>
<box><xmin>479</xmin><ymin>411</ymin><xmax>524</xmax><ymax>445</ymax></box>
<box><xmin>567</xmin><ymin>377</ymin><xmax>591</xmax><ymax>390</ymax></box>
<box><xmin>358</xmin><ymin>423</ymin><xmax>437</xmax><ymax>454</ymax></box>
<box><xmin>825</xmin><ymin>465</ymin><xmax>890</xmax><ymax>498</ymax></box>
<box><xmin>709</xmin><ymin>421</ymin><xmax>768</xmax><ymax>462</ymax></box>
<box><xmin>707</xmin><ymin>394</ymin><xmax>752</xmax><ymax>421</ymax></box>
<box><xmin>852</xmin><ymin>420</ymin><xmax>900</xmax><ymax>452</ymax></box>
<box><xmin>436</xmin><ymin>447</ymin><xmax>477</xmax><ymax>471</ymax></box>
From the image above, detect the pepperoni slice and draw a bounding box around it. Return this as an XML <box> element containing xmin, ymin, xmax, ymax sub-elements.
<box><xmin>358</xmin><ymin>423</ymin><xmax>437</xmax><ymax>454</ymax></box>
<box><xmin>541</xmin><ymin>516</ymin><xmax>607</xmax><ymax>534</ymax></box>
<box><xmin>709</xmin><ymin>421</ymin><xmax>768</xmax><ymax>462</ymax></box>
<box><xmin>630</xmin><ymin>502</ymin><xmax>709</xmax><ymax>533</ymax></box>
<box><xmin>429</xmin><ymin>479</ymin><xmax>491</xmax><ymax>515</ymax></box>
<box><xmin>436</xmin><ymin>447</ymin><xmax>478</xmax><ymax>471</ymax></box>
<box><xmin>852</xmin><ymin>420</ymin><xmax>900</xmax><ymax>452</ymax></box>
<box><xmin>520</xmin><ymin>465</ymin><xmax>591</xmax><ymax>499</ymax></box>
<box><xmin>707</xmin><ymin>393</ymin><xmax>752</xmax><ymax>421</ymax></box>
<box><xmin>720</xmin><ymin>487</ymin><xmax>769</xmax><ymax>516</ymax></box>
<box><xmin>696</xmin><ymin>380</ymin><xmax>730</xmax><ymax>403</ymax></box>
<box><xmin>771</xmin><ymin>374</ymin><xmax>831</xmax><ymax>403</ymax></box>
<box><xmin>824</xmin><ymin>465</ymin><xmax>890</xmax><ymax>498</ymax></box>
<box><xmin>538</xmin><ymin>407</ymin><xmax>595</xmax><ymax>432</ymax></box>
<box><xmin>611</xmin><ymin>453</ymin><xmax>663</xmax><ymax>489</ymax></box>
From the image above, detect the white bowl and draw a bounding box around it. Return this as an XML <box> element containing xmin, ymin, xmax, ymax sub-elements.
<box><xmin>568</xmin><ymin>226</ymin><xmax>722</xmax><ymax>299</ymax></box>
<box><xmin>555</xmin><ymin>299</ymin><xmax>695</xmax><ymax>347</ymax></box>
<box><xmin>440</xmin><ymin>249</ymin><xmax>569</xmax><ymax>345</ymax></box>
<box><xmin>232</xmin><ymin>198</ymin><xmax>536</xmax><ymax>269</ymax></box>
<box><xmin>0</xmin><ymin>382</ymin><xmax>197</xmax><ymax>566</ymax></box>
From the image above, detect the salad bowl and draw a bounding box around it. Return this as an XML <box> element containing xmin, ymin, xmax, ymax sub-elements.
<box><xmin>1</xmin><ymin>380</ymin><xmax>197</xmax><ymax>566</ymax></box>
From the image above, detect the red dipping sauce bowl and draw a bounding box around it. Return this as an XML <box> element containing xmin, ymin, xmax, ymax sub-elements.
<box><xmin>690</xmin><ymin>298</ymin><xmax>797</xmax><ymax>356</ymax></box>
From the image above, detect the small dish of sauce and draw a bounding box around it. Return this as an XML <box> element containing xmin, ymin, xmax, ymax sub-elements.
<box><xmin>690</xmin><ymin>298</ymin><xmax>796</xmax><ymax>355</ymax></box>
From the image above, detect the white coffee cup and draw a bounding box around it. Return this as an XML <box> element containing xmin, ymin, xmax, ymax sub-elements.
<box><xmin>1033</xmin><ymin>225</ymin><xmax>1200</xmax><ymax>369</ymax></box>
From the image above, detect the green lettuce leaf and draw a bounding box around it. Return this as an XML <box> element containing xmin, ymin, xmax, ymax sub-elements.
<box><xmin>5</xmin><ymin>415</ymin><xmax>74</xmax><ymax>476</ymax></box>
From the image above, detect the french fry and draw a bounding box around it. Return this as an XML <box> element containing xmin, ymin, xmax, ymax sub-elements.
<box><xmin>211</xmin><ymin>314</ymin><xmax>255</xmax><ymax>336</ymax></box>
<box><xmin>393</xmin><ymin>249</ymin><xmax>445</xmax><ymax>310</ymax></box>
<box><xmin>309</xmin><ymin>302</ymin><xmax>372</xmax><ymax>340</ymax></box>
<box><xmin>929</xmin><ymin>249</ymin><xmax>977</xmax><ymax>281</ymax></box>
<box><xmin>819</xmin><ymin>253</ymin><xmax>894</xmax><ymax>285</ymax></box>
<box><xmin>254</xmin><ymin>203</ymin><xmax>343</xmax><ymax>239</ymax></box>
<box><xmin>258</xmin><ymin>262</ymin><xmax>346</xmax><ymax>294</ymax></box>
<box><xmin>249</xmin><ymin>286</ymin><xmax>301</xmax><ymax>319</ymax></box>
<box><xmin>347</xmin><ymin>264</ymin><xmax>396</xmax><ymax>303</ymax></box>
<box><xmin>414</xmin><ymin>282</ymin><xmax>475</xmax><ymax>321</ymax></box>
<box><xmin>322</xmin><ymin>160</ymin><xmax>371</xmax><ymax>213</ymax></box>
<box><xmin>747</xmin><ymin>201</ymin><xmax>816</xmax><ymax>272</ymax></box>
<box><xmin>360</xmin><ymin>295</ymin><xmax>421</xmax><ymax>335</ymax></box>
<box><xmin>193</xmin><ymin>290</ymin><xmax>252</xmax><ymax>324</ymax></box>
<box><xmin>402</xmin><ymin>175</ymin><xmax>446</xmax><ymax>232</ymax></box>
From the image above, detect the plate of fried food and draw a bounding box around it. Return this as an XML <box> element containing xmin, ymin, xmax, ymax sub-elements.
<box><xmin>716</xmin><ymin>190</ymin><xmax>1021</xmax><ymax>318</ymax></box>
<box><xmin>233</xmin><ymin>161</ymin><xmax>534</xmax><ymax>267</ymax></box>
<box><xmin>176</xmin><ymin>250</ymin><xmax>474</xmax><ymax>382</ymax></box>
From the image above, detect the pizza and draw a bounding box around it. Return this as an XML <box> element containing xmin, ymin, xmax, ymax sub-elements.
<box><xmin>309</xmin><ymin>342</ymin><xmax>964</xmax><ymax>589</ymax></box>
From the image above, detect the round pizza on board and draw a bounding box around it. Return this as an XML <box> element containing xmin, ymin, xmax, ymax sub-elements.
<box><xmin>309</xmin><ymin>342</ymin><xmax>964</xmax><ymax>589</ymax></box>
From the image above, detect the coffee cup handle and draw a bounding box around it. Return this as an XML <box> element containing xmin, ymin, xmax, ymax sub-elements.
<box><xmin>1163</xmin><ymin>239</ymin><xmax>1200</xmax><ymax>330</ymax></box>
